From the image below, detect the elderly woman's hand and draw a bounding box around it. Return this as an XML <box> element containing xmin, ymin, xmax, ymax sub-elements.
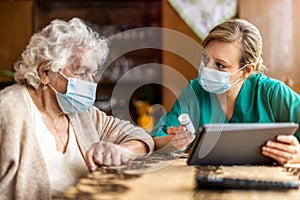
<box><xmin>262</xmin><ymin>135</ymin><xmax>300</xmax><ymax>165</ymax></box>
<box><xmin>86</xmin><ymin>141</ymin><xmax>136</xmax><ymax>171</ymax></box>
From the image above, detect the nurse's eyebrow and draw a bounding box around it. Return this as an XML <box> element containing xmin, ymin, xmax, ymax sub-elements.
<box><xmin>214</xmin><ymin>58</ymin><xmax>233</xmax><ymax>67</ymax></box>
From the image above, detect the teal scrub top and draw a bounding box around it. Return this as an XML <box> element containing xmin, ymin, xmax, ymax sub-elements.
<box><xmin>151</xmin><ymin>73</ymin><xmax>300</xmax><ymax>140</ymax></box>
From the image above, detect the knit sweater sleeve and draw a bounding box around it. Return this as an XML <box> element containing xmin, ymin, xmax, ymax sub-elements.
<box><xmin>90</xmin><ymin>107</ymin><xmax>154</xmax><ymax>152</ymax></box>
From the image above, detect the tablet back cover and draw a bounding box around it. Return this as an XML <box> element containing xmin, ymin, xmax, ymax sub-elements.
<box><xmin>187</xmin><ymin>123</ymin><xmax>299</xmax><ymax>165</ymax></box>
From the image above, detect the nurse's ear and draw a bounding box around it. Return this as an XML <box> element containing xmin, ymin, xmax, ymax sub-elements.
<box><xmin>243</xmin><ymin>63</ymin><xmax>255</xmax><ymax>78</ymax></box>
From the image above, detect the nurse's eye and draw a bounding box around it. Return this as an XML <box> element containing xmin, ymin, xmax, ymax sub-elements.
<box><xmin>216</xmin><ymin>62</ymin><xmax>226</xmax><ymax>69</ymax></box>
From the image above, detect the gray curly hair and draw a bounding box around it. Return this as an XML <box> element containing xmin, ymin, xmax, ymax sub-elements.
<box><xmin>14</xmin><ymin>17</ymin><xmax>109</xmax><ymax>88</ymax></box>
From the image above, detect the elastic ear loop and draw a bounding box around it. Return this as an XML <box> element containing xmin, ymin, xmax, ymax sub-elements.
<box><xmin>228</xmin><ymin>64</ymin><xmax>249</xmax><ymax>86</ymax></box>
<box><xmin>58</xmin><ymin>71</ymin><xmax>69</xmax><ymax>80</ymax></box>
<box><xmin>241</xmin><ymin>64</ymin><xmax>252</xmax><ymax>78</ymax></box>
<box><xmin>48</xmin><ymin>84</ymin><xmax>58</xmax><ymax>93</ymax></box>
<box><xmin>46</xmin><ymin>70</ymin><xmax>68</xmax><ymax>93</ymax></box>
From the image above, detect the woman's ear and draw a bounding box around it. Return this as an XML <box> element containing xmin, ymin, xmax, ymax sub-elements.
<box><xmin>37</xmin><ymin>62</ymin><xmax>50</xmax><ymax>85</ymax></box>
<box><xmin>244</xmin><ymin>63</ymin><xmax>256</xmax><ymax>77</ymax></box>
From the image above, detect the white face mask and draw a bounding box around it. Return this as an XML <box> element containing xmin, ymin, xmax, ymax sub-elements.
<box><xmin>198</xmin><ymin>61</ymin><xmax>247</xmax><ymax>94</ymax></box>
<box><xmin>50</xmin><ymin>72</ymin><xmax>97</xmax><ymax>114</ymax></box>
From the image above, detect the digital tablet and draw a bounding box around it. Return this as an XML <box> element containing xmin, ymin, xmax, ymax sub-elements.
<box><xmin>187</xmin><ymin>123</ymin><xmax>299</xmax><ymax>165</ymax></box>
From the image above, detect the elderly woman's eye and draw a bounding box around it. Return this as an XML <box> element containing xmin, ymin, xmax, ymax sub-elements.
<box><xmin>201</xmin><ymin>56</ymin><xmax>210</xmax><ymax>66</ymax></box>
<box><xmin>72</xmin><ymin>71</ymin><xmax>85</xmax><ymax>76</ymax></box>
<box><xmin>203</xmin><ymin>54</ymin><xmax>210</xmax><ymax>62</ymax></box>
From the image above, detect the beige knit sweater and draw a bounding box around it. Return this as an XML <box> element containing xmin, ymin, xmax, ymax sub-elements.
<box><xmin>0</xmin><ymin>84</ymin><xmax>154</xmax><ymax>200</ymax></box>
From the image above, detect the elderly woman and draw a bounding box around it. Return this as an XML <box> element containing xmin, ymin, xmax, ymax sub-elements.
<box><xmin>0</xmin><ymin>18</ymin><xmax>154</xmax><ymax>199</ymax></box>
<box><xmin>151</xmin><ymin>19</ymin><xmax>300</xmax><ymax>165</ymax></box>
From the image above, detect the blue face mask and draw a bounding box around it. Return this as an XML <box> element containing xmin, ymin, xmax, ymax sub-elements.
<box><xmin>198</xmin><ymin>61</ymin><xmax>247</xmax><ymax>94</ymax></box>
<box><xmin>50</xmin><ymin>72</ymin><xmax>98</xmax><ymax>114</ymax></box>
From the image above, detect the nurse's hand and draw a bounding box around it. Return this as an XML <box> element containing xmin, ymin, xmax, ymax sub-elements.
<box><xmin>167</xmin><ymin>126</ymin><xmax>195</xmax><ymax>150</ymax></box>
<box><xmin>262</xmin><ymin>135</ymin><xmax>300</xmax><ymax>165</ymax></box>
<box><xmin>86</xmin><ymin>141</ymin><xmax>136</xmax><ymax>171</ymax></box>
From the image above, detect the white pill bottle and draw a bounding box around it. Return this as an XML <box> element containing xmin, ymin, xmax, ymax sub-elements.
<box><xmin>178</xmin><ymin>113</ymin><xmax>195</xmax><ymax>134</ymax></box>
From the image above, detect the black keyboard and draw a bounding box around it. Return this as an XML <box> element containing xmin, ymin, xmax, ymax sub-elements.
<box><xmin>196</xmin><ymin>174</ymin><xmax>299</xmax><ymax>190</ymax></box>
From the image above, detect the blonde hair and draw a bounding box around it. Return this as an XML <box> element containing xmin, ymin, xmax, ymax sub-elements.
<box><xmin>202</xmin><ymin>19</ymin><xmax>266</xmax><ymax>73</ymax></box>
<box><xmin>14</xmin><ymin>17</ymin><xmax>109</xmax><ymax>88</ymax></box>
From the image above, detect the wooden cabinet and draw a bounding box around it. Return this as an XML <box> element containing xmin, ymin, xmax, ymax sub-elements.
<box><xmin>0</xmin><ymin>0</ymin><xmax>34</xmax><ymax>83</ymax></box>
<box><xmin>239</xmin><ymin>0</ymin><xmax>300</xmax><ymax>94</ymax></box>
<box><xmin>161</xmin><ymin>0</ymin><xmax>201</xmax><ymax>111</ymax></box>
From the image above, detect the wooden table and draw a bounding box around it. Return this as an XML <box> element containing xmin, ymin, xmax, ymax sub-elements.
<box><xmin>57</xmin><ymin>153</ymin><xmax>300</xmax><ymax>200</ymax></box>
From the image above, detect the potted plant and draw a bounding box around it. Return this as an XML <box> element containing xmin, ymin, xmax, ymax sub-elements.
<box><xmin>0</xmin><ymin>69</ymin><xmax>15</xmax><ymax>90</ymax></box>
